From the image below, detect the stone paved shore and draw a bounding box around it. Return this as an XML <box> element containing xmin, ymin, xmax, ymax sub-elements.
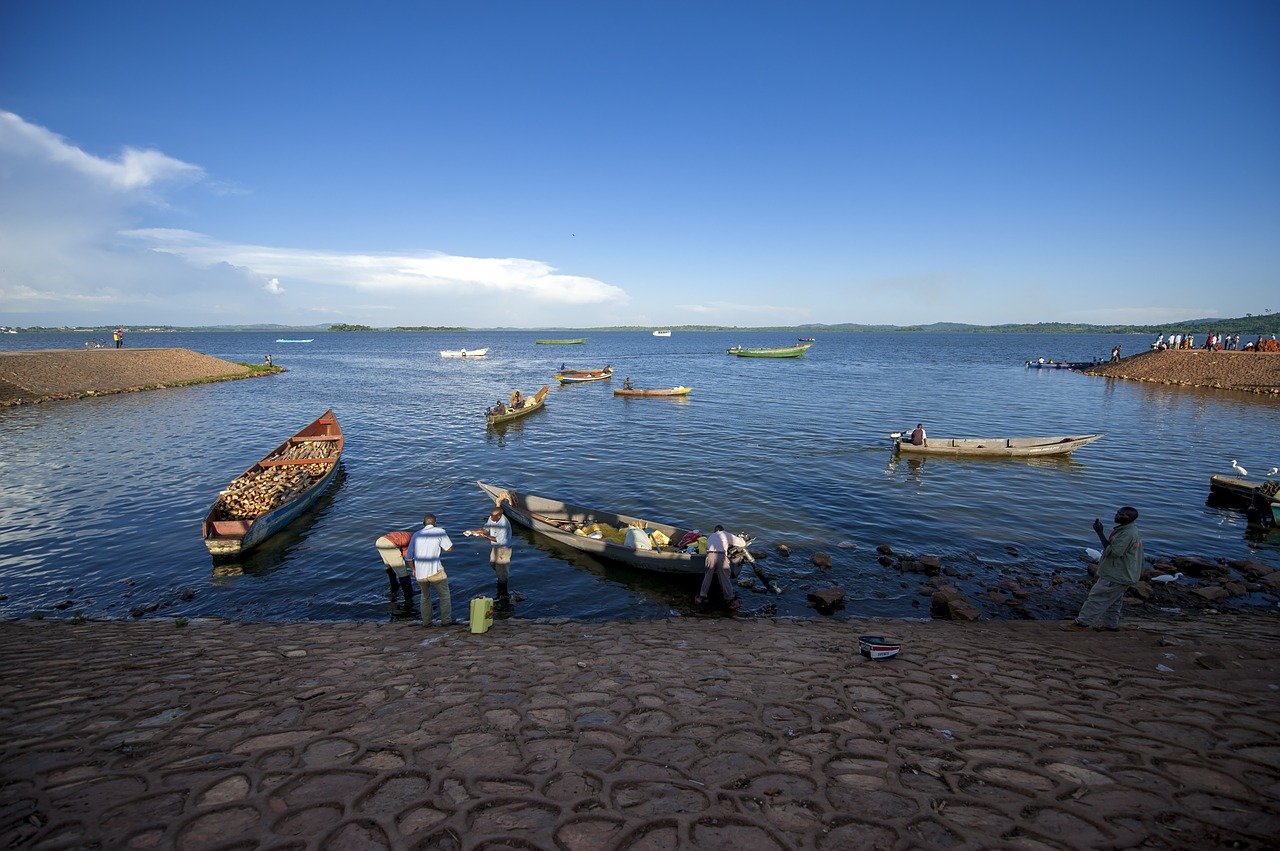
<box><xmin>0</xmin><ymin>349</ymin><xmax>275</xmax><ymax>406</ymax></box>
<box><xmin>2</xmin><ymin>615</ymin><xmax>1277</xmax><ymax>849</ymax></box>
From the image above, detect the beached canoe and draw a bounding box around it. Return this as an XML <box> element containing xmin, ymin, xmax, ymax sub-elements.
<box><xmin>556</xmin><ymin>366</ymin><xmax>613</xmax><ymax>384</ymax></box>
<box><xmin>486</xmin><ymin>385</ymin><xmax>549</xmax><ymax>427</ymax></box>
<box><xmin>441</xmin><ymin>347</ymin><xmax>489</xmax><ymax>358</ymax></box>
<box><xmin>202</xmin><ymin>410</ymin><xmax>343</xmax><ymax>557</ymax></box>
<box><xmin>614</xmin><ymin>386</ymin><xmax>692</xmax><ymax>397</ymax></box>
<box><xmin>889</xmin><ymin>432</ymin><xmax>1103</xmax><ymax>457</ymax></box>
<box><xmin>536</xmin><ymin>338</ymin><xmax>587</xmax><ymax>344</ymax></box>
<box><xmin>476</xmin><ymin>481</ymin><xmax>740</xmax><ymax>576</ymax></box>
<box><xmin>733</xmin><ymin>343</ymin><xmax>812</xmax><ymax>358</ymax></box>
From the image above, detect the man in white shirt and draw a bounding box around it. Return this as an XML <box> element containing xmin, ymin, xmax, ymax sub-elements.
<box><xmin>407</xmin><ymin>514</ymin><xmax>454</xmax><ymax>626</ymax></box>
<box><xmin>695</xmin><ymin>525</ymin><xmax>739</xmax><ymax>611</ymax></box>
<box><xmin>471</xmin><ymin>505</ymin><xmax>513</xmax><ymax>601</ymax></box>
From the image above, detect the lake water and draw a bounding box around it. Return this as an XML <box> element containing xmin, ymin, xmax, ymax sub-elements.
<box><xmin>1</xmin><ymin>330</ymin><xmax>1277</xmax><ymax>623</ymax></box>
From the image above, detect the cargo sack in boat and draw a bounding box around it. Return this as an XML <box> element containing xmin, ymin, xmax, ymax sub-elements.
<box><xmin>624</xmin><ymin>527</ymin><xmax>653</xmax><ymax>550</ymax></box>
<box><xmin>469</xmin><ymin>596</ymin><xmax>494</xmax><ymax>634</ymax></box>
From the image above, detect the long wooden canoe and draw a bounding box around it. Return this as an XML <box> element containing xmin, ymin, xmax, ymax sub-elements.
<box><xmin>614</xmin><ymin>386</ymin><xmax>692</xmax><ymax>397</ymax></box>
<box><xmin>202</xmin><ymin>410</ymin><xmax>343</xmax><ymax>557</ymax></box>
<box><xmin>487</xmin><ymin>385</ymin><xmax>549</xmax><ymax>427</ymax></box>
<box><xmin>536</xmin><ymin>338</ymin><xmax>587</xmax><ymax>344</ymax></box>
<box><xmin>556</xmin><ymin>366</ymin><xmax>613</xmax><ymax>384</ymax></box>
<box><xmin>477</xmin><ymin>481</ymin><xmax>739</xmax><ymax>576</ymax></box>
<box><xmin>889</xmin><ymin>432</ymin><xmax>1103</xmax><ymax>457</ymax></box>
<box><xmin>733</xmin><ymin>343</ymin><xmax>812</xmax><ymax>358</ymax></box>
<box><xmin>1025</xmin><ymin>360</ymin><xmax>1091</xmax><ymax>370</ymax></box>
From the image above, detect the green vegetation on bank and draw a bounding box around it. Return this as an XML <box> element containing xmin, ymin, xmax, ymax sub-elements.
<box><xmin>8</xmin><ymin>313</ymin><xmax>1279</xmax><ymax>335</ymax></box>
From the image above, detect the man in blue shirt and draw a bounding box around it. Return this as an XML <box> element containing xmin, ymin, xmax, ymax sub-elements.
<box><xmin>472</xmin><ymin>505</ymin><xmax>513</xmax><ymax>601</ymax></box>
<box><xmin>407</xmin><ymin>514</ymin><xmax>454</xmax><ymax>626</ymax></box>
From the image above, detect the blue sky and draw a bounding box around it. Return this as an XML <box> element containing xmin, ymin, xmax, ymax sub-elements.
<box><xmin>1</xmin><ymin>1</ymin><xmax>1277</xmax><ymax>328</ymax></box>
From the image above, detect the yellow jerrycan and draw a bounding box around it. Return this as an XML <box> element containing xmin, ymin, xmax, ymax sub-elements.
<box><xmin>469</xmin><ymin>596</ymin><xmax>494</xmax><ymax>634</ymax></box>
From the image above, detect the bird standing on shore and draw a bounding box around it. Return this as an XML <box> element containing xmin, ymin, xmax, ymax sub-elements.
<box><xmin>1268</xmin><ymin>467</ymin><xmax>1278</xmax><ymax>477</ymax></box>
<box><xmin>1150</xmin><ymin>572</ymin><xmax>1184</xmax><ymax>584</ymax></box>
<box><xmin>1231</xmin><ymin>459</ymin><xmax>1248</xmax><ymax>476</ymax></box>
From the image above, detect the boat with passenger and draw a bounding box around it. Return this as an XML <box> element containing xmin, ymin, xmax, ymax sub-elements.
<box><xmin>441</xmin><ymin>347</ymin><xmax>489</xmax><ymax>358</ymax></box>
<box><xmin>486</xmin><ymin>385</ymin><xmax>549</xmax><ymax>427</ymax></box>
<box><xmin>889</xmin><ymin>432</ymin><xmax>1103</xmax><ymax>457</ymax></box>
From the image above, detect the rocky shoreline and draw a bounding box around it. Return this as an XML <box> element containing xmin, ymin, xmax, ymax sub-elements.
<box><xmin>1083</xmin><ymin>348</ymin><xmax>1280</xmax><ymax>393</ymax></box>
<box><xmin>0</xmin><ymin>348</ymin><xmax>281</xmax><ymax>407</ymax></box>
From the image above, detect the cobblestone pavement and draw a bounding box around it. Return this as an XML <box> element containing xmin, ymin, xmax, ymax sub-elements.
<box><xmin>1</xmin><ymin>615</ymin><xmax>1277</xmax><ymax>849</ymax></box>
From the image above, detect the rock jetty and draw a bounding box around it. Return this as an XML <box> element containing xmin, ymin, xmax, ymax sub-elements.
<box><xmin>0</xmin><ymin>348</ymin><xmax>278</xmax><ymax>407</ymax></box>
<box><xmin>1084</xmin><ymin>349</ymin><xmax>1280</xmax><ymax>394</ymax></box>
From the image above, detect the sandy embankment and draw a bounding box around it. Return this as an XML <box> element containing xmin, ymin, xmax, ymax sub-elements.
<box><xmin>1084</xmin><ymin>349</ymin><xmax>1280</xmax><ymax>394</ymax></box>
<box><xmin>0</xmin><ymin>615</ymin><xmax>1276</xmax><ymax>848</ymax></box>
<box><xmin>0</xmin><ymin>348</ymin><xmax>276</xmax><ymax>407</ymax></box>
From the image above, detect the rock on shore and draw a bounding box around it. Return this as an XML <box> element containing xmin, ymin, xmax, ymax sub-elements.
<box><xmin>0</xmin><ymin>348</ymin><xmax>272</xmax><ymax>406</ymax></box>
<box><xmin>1084</xmin><ymin>349</ymin><xmax>1280</xmax><ymax>393</ymax></box>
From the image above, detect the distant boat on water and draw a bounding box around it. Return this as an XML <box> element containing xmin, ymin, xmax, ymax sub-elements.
<box><xmin>536</xmin><ymin>338</ymin><xmax>587</xmax><ymax>345</ymax></box>
<box><xmin>441</xmin><ymin>347</ymin><xmax>488</xmax><ymax>358</ymax></box>
<box><xmin>652</xmin><ymin>329</ymin><xmax>672</xmax><ymax>337</ymax></box>
<box><xmin>275</xmin><ymin>339</ymin><xmax>314</xmax><ymax>343</ymax></box>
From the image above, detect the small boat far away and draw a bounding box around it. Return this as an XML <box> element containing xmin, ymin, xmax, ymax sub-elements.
<box><xmin>275</xmin><ymin>339</ymin><xmax>314</xmax><ymax>343</ymax></box>
<box><xmin>614</xmin><ymin>386</ymin><xmax>692</xmax><ymax>397</ymax></box>
<box><xmin>487</xmin><ymin>385</ymin><xmax>549</xmax><ymax>427</ymax></box>
<box><xmin>889</xmin><ymin>432</ymin><xmax>1103</xmax><ymax>457</ymax></box>
<box><xmin>441</xmin><ymin>347</ymin><xmax>489</xmax><ymax>358</ymax></box>
<box><xmin>652</xmin><ymin>329</ymin><xmax>672</xmax><ymax>337</ymax></box>
<box><xmin>1025</xmin><ymin>359</ymin><xmax>1093</xmax><ymax>370</ymax></box>
<box><xmin>535</xmin><ymin>338</ymin><xmax>587</xmax><ymax>345</ymax></box>
<box><xmin>798</xmin><ymin>337</ymin><xmax>816</xmax><ymax>342</ymax></box>
<box><xmin>202</xmin><ymin>410</ymin><xmax>343</xmax><ymax>557</ymax></box>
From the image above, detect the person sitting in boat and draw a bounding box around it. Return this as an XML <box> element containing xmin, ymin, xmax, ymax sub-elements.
<box><xmin>908</xmin><ymin>423</ymin><xmax>927</xmax><ymax>446</ymax></box>
<box><xmin>622</xmin><ymin>377</ymin><xmax>634</xmax><ymax>390</ymax></box>
<box><xmin>489</xmin><ymin>400</ymin><xmax>507</xmax><ymax>417</ymax></box>
<box><xmin>510</xmin><ymin>389</ymin><xmax>524</xmax><ymax>409</ymax></box>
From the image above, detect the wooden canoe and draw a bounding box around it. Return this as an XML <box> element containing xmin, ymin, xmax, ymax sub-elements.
<box><xmin>614</xmin><ymin>386</ymin><xmax>692</xmax><ymax>397</ymax></box>
<box><xmin>556</xmin><ymin>366</ymin><xmax>613</xmax><ymax>384</ymax></box>
<box><xmin>1209</xmin><ymin>474</ymin><xmax>1280</xmax><ymax>526</ymax></box>
<box><xmin>889</xmin><ymin>432</ymin><xmax>1103</xmax><ymax>457</ymax></box>
<box><xmin>536</xmin><ymin>338</ymin><xmax>587</xmax><ymax>344</ymax></box>
<box><xmin>733</xmin><ymin>343</ymin><xmax>812</xmax><ymax>358</ymax></box>
<box><xmin>487</xmin><ymin>385</ymin><xmax>549</xmax><ymax>427</ymax></box>
<box><xmin>476</xmin><ymin>481</ymin><xmax>738</xmax><ymax>576</ymax></box>
<box><xmin>1025</xmin><ymin>360</ymin><xmax>1091</xmax><ymax>370</ymax></box>
<box><xmin>202</xmin><ymin>410</ymin><xmax>343</xmax><ymax>557</ymax></box>
<box><xmin>441</xmin><ymin>347</ymin><xmax>488</xmax><ymax>358</ymax></box>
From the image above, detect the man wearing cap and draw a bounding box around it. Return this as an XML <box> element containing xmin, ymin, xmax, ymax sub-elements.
<box><xmin>1063</xmin><ymin>506</ymin><xmax>1143</xmax><ymax>631</ymax></box>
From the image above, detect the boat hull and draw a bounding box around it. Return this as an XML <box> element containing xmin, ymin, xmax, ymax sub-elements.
<box><xmin>202</xmin><ymin>410</ymin><xmax>343</xmax><ymax>556</ymax></box>
<box><xmin>556</xmin><ymin>367</ymin><xmax>613</xmax><ymax>384</ymax></box>
<box><xmin>891</xmin><ymin>433</ymin><xmax>1103</xmax><ymax>457</ymax></box>
<box><xmin>536</xmin><ymin>339</ymin><xmax>587</xmax><ymax>344</ymax></box>
<box><xmin>1208</xmin><ymin>474</ymin><xmax>1280</xmax><ymax>525</ymax></box>
<box><xmin>614</xmin><ymin>386</ymin><xmax>691</xmax><ymax>397</ymax></box>
<box><xmin>477</xmin><ymin>481</ymin><xmax>732</xmax><ymax>576</ymax></box>
<box><xmin>487</xmin><ymin>392</ymin><xmax>548</xmax><ymax>427</ymax></box>
<box><xmin>733</xmin><ymin>343</ymin><xmax>812</xmax><ymax>358</ymax></box>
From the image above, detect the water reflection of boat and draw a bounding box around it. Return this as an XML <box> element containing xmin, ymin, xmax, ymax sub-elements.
<box><xmin>202</xmin><ymin>410</ymin><xmax>343</xmax><ymax>557</ymax></box>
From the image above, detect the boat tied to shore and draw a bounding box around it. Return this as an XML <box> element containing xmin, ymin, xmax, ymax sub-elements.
<box><xmin>441</xmin><ymin>347</ymin><xmax>489</xmax><ymax>358</ymax></box>
<box><xmin>476</xmin><ymin>481</ymin><xmax>750</xmax><ymax>576</ymax></box>
<box><xmin>202</xmin><ymin>410</ymin><xmax>343</xmax><ymax>557</ymax></box>
<box><xmin>1208</xmin><ymin>474</ymin><xmax>1280</xmax><ymax>527</ymax></box>
<box><xmin>731</xmin><ymin>343</ymin><xmax>812</xmax><ymax>358</ymax></box>
<box><xmin>486</xmin><ymin>385</ymin><xmax>549</xmax><ymax>427</ymax></box>
<box><xmin>889</xmin><ymin>432</ymin><xmax>1103</xmax><ymax>457</ymax></box>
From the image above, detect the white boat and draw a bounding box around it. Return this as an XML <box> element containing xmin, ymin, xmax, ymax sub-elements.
<box><xmin>652</xmin><ymin>329</ymin><xmax>672</xmax><ymax>337</ymax></box>
<box><xmin>441</xmin><ymin>347</ymin><xmax>489</xmax><ymax>358</ymax></box>
<box><xmin>275</xmin><ymin>339</ymin><xmax>313</xmax><ymax>343</ymax></box>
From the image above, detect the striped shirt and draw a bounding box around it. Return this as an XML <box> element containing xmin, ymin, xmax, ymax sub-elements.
<box><xmin>407</xmin><ymin>525</ymin><xmax>453</xmax><ymax>580</ymax></box>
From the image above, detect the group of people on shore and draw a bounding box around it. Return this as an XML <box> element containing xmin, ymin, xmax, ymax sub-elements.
<box><xmin>1152</xmin><ymin>332</ymin><xmax>1279</xmax><ymax>352</ymax></box>
<box><xmin>374</xmin><ymin>505</ymin><xmax>513</xmax><ymax>626</ymax></box>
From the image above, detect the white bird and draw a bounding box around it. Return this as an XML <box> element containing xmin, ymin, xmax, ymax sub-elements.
<box><xmin>1231</xmin><ymin>459</ymin><xmax>1248</xmax><ymax>476</ymax></box>
<box><xmin>1268</xmin><ymin>467</ymin><xmax>1278</xmax><ymax>477</ymax></box>
<box><xmin>1150</xmin><ymin>572</ymin><xmax>1184</xmax><ymax>584</ymax></box>
<box><xmin>1084</xmin><ymin>547</ymin><xmax>1102</xmax><ymax>563</ymax></box>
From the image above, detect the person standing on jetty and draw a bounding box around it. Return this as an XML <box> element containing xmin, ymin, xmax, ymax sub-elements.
<box><xmin>470</xmin><ymin>505</ymin><xmax>513</xmax><ymax>602</ymax></box>
<box><xmin>695</xmin><ymin>525</ymin><xmax>740</xmax><ymax>611</ymax></box>
<box><xmin>1063</xmin><ymin>506</ymin><xmax>1143</xmax><ymax>632</ymax></box>
<box><xmin>374</xmin><ymin>530</ymin><xmax>415</xmax><ymax>612</ymax></box>
<box><xmin>407</xmin><ymin>514</ymin><xmax>454</xmax><ymax>626</ymax></box>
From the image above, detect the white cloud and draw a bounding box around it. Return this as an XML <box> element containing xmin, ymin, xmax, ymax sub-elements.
<box><xmin>0</xmin><ymin>110</ymin><xmax>203</xmax><ymax>191</ymax></box>
<box><xmin>125</xmin><ymin>230</ymin><xmax>628</xmax><ymax>305</ymax></box>
<box><xmin>264</xmin><ymin>277</ymin><xmax>285</xmax><ymax>295</ymax></box>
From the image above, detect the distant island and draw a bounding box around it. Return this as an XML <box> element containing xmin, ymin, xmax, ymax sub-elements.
<box><xmin>8</xmin><ymin>313</ymin><xmax>1280</xmax><ymax>336</ymax></box>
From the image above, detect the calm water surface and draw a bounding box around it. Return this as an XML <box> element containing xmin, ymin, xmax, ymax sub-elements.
<box><xmin>1</xmin><ymin>330</ymin><xmax>1277</xmax><ymax>623</ymax></box>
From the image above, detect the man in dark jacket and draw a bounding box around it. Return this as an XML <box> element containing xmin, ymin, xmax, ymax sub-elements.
<box><xmin>1063</xmin><ymin>506</ymin><xmax>1143</xmax><ymax>631</ymax></box>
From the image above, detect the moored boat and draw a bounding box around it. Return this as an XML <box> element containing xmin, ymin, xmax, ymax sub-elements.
<box><xmin>614</xmin><ymin>386</ymin><xmax>692</xmax><ymax>397</ymax></box>
<box><xmin>889</xmin><ymin>432</ymin><xmax>1103</xmax><ymax>457</ymax></box>
<box><xmin>486</xmin><ymin>385</ymin><xmax>549</xmax><ymax>427</ymax></box>
<box><xmin>1208</xmin><ymin>474</ymin><xmax>1280</xmax><ymax>526</ymax></box>
<box><xmin>441</xmin><ymin>347</ymin><xmax>489</xmax><ymax>358</ymax></box>
<box><xmin>202</xmin><ymin>410</ymin><xmax>343</xmax><ymax>557</ymax></box>
<box><xmin>476</xmin><ymin>481</ymin><xmax>742</xmax><ymax>576</ymax></box>
<box><xmin>733</xmin><ymin>343</ymin><xmax>812</xmax><ymax>358</ymax></box>
<box><xmin>1025</xmin><ymin>360</ymin><xmax>1092</xmax><ymax>370</ymax></box>
<box><xmin>536</xmin><ymin>338</ymin><xmax>587</xmax><ymax>344</ymax></box>
<box><xmin>556</xmin><ymin>365</ymin><xmax>613</xmax><ymax>384</ymax></box>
